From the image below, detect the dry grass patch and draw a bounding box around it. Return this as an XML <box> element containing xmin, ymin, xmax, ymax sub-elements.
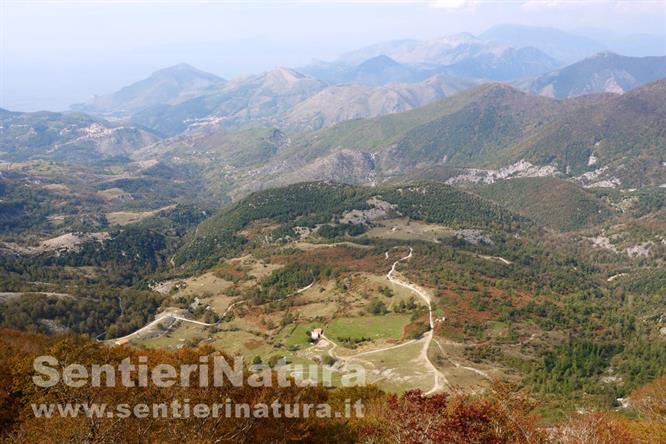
<box><xmin>365</xmin><ymin>218</ymin><xmax>454</xmax><ymax>242</ymax></box>
<box><xmin>106</xmin><ymin>205</ymin><xmax>175</xmax><ymax>226</ymax></box>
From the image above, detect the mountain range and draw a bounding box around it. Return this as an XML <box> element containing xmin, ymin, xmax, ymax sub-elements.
<box><xmin>132</xmin><ymin>78</ymin><xmax>666</xmax><ymax>202</ymax></box>
<box><xmin>304</xmin><ymin>33</ymin><xmax>561</xmax><ymax>83</ymax></box>
<box><xmin>98</xmin><ymin>64</ymin><xmax>484</xmax><ymax>136</ymax></box>
<box><xmin>311</xmin><ymin>79</ymin><xmax>664</xmax><ymax>188</ymax></box>
<box><xmin>304</xmin><ymin>55</ymin><xmax>425</xmax><ymax>86</ymax></box>
<box><xmin>480</xmin><ymin>25</ymin><xmax>603</xmax><ymax>63</ymax></box>
<box><xmin>2</xmin><ymin>25</ymin><xmax>665</xmax><ymax>196</ymax></box>
<box><xmin>129</xmin><ymin>67</ymin><xmax>328</xmax><ymax>136</ymax></box>
<box><xmin>4</xmin><ymin>74</ymin><xmax>666</xmax><ymax>194</ymax></box>
<box><xmin>61</xmin><ymin>54</ymin><xmax>666</xmax><ymax>140</ymax></box>
<box><xmin>520</xmin><ymin>52</ymin><xmax>666</xmax><ymax>98</ymax></box>
<box><xmin>58</xmin><ymin>27</ymin><xmax>664</xmax><ymax>140</ymax></box>
<box><xmin>481</xmin><ymin>24</ymin><xmax>666</xmax><ymax>62</ymax></box>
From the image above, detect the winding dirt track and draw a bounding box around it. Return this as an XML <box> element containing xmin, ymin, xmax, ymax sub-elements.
<box><xmin>108</xmin><ymin>280</ymin><xmax>315</xmax><ymax>344</ymax></box>
<box><xmin>433</xmin><ymin>339</ymin><xmax>490</xmax><ymax>380</ymax></box>
<box><xmin>385</xmin><ymin>248</ymin><xmax>448</xmax><ymax>395</ymax></box>
<box><xmin>113</xmin><ymin>250</ymin><xmax>485</xmax><ymax>395</ymax></box>
<box><xmin>322</xmin><ymin>247</ymin><xmax>448</xmax><ymax>394</ymax></box>
<box><xmin>107</xmin><ymin>309</ymin><xmax>183</xmax><ymax>344</ymax></box>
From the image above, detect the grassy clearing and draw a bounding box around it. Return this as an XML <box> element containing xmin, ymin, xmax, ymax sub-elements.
<box><xmin>134</xmin><ymin>322</ymin><xmax>208</xmax><ymax>349</ymax></box>
<box><xmin>354</xmin><ymin>340</ymin><xmax>433</xmax><ymax>392</ymax></box>
<box><xmin>106</xmin><ymin>205</ymin><xmax>175</xmax><ymax>226</ymax></box>
<box><xmin>276</xmin><ymin>322</ymin><xmax>321</xmax><ymax>349</ymax></box>
<box><xmin>205</xmin><ymin>294</ymin><xmax>238</xmax><ymax>315</ymax></box>
<box><xmin>365</xmin><ymin>218</ymin><xmax>453</xmax><ymax>242</ymax></box>
<box><xmin>326</xmin><ymin>314</ymin><xmax>411</xmax><ymax>342</ymax></box>
<box><xmin>169</xmin><ymin>272</ymin><xmax>234</xmax><ymax>298</ymax></box>
<box><xmin>430</xmin><ymin>339</ymin><xmax>496</xmax><ymax>392</ymax></box>
<box><xmin>294</xmin><ymin>301</ymin><xmax>339</xmax><ymax>319</ymax></box>
<box><xmin>209</xmin><ymin>330</ymin><xmax>274</xmax><ymax>358</ymax></box>
<box><xmin>229</xmin><ymin>255</ymin><xmax>283</xmax><ymax>282</ymax></box>
<box><xmin>97</xmin><ymin>187</ymin><xmax>128</xmax><ymax>200</ymax></box>
<box><xmin>173</xmin><ymin>270</ymin><xmax>239</xmax><ymax>314</ymax></box>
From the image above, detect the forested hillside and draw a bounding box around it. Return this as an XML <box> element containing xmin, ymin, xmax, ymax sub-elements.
<box><xmin>175</xmin><ymin>181</ymin><xmax>530</xmax><ymax>268</ymax></box>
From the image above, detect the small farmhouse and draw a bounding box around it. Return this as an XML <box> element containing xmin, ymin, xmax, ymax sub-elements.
<box><xmin>310</xmin><ymin>328</ymin><xmax>323</xmax><ymax>341</ymax></box>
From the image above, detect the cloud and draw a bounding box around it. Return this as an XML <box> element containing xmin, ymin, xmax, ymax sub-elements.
<box><xmin>520</xmin><ymin>0</ymin><xmax>664</xmax><ymax>13</ymax></box>
<box><xmin>429</xmin><ymin>0</ymin><xmax>475</xmax><ymax>9</ymax></box>
<box><xmin>520</xmin><ymin>0</ymin><xmax>584</xmax><ymax>11</ymax></box>
<box><xmin>613</xmin><ymin>0</ymin><xmax>666</xmax><ymax>14</ymax></box>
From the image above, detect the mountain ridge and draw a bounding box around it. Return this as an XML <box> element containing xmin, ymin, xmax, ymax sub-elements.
<box><xmin>521</xmin><ymin>52</ymin><xmax>666</xmax><ymax>98</ymax></box>
<box><xmin>128</xmin><ymin>67</ymin><xmax>328</xmax><ymax>136</ymax></box>
<box><xmin>215</xmin><ymin>79</ymin><xmax>666</xmax><ymax>195</ymax></box>
<box><xmin>72</xmin><ymin>63</ymin><xmax>225</xmax><ymax>116</ymax></box>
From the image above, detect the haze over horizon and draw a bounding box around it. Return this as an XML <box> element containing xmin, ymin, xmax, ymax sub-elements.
<box><xmin>1</xmin><ymin>0</ymin><xmax>665</xmax><ymax>111</ymax></box>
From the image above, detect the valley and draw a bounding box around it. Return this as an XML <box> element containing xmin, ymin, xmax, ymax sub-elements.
<box><xmin>2</xmin><ymin>179</ymin><xmax>664</xmax><ymax>418</ymax></box>
<box><xmin>1</xmin><ymin>19</ymin><xmax>666</xmax><ymax>442</ymax></box>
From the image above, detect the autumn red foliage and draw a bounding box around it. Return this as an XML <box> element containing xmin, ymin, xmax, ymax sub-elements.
<box><xmin>0</xmin><ymin>329</ymin><xmax>661</xmax><ymax>443</ymax></box>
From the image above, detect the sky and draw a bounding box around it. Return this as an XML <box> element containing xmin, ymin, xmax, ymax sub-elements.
<box><xmin>1</xmin><ymin>0</ymin><xmax>665</xmax><ymax>111</ymax></box>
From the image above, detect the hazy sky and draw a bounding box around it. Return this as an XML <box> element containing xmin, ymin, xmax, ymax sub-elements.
<box><xmin>1</xmin><ymin>0</ymin><xmax>665</xmax><ymax>111</ymax></box>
